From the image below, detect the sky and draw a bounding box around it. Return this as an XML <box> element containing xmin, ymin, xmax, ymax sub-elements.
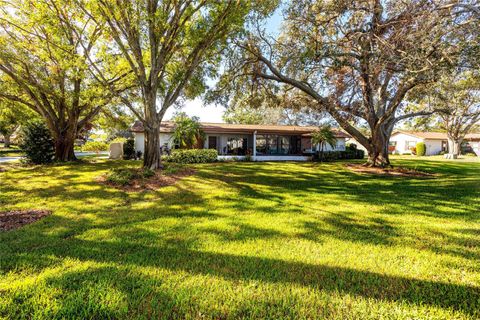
<box><xmin>165</xmin><ymin>9</ymin><xmax>284</xmax><ymax>123</ymax></box>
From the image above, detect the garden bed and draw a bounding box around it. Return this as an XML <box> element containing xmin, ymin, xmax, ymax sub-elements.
<box><xmin>98</xmin><ymin>165</ymin><xmax>195</xmax><ymax>192</ymax></box>
<box><xmin>345</xmin><ymin>163</ymin><xmax>434</xmax><ymax>177</ymax></box>
<box><xmin>0</xmin><ymin>210</ymin><xmax>51</xmax><ymax>231</ymax></box>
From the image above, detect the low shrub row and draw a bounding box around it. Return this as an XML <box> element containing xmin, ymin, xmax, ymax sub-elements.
<box><xmin>105</xmin><ymin>167</ymin><xmax>155</xmax><ymax>186</ymax></box>
<box><xmin>164</xmin><ymin>149</ymin><xmax>218</xmax><ymax>164</ymax></box>
<box><xmin>315</xmin><ymin>149</ymin><xmax>365</xmax><ymax>162</ymax></box>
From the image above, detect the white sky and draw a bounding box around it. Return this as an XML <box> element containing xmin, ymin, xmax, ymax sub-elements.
<box><xmin>164</xmin><ymin>98</ymin><xmax>225</xmax><ymax>123</ymax></box>
<box><xmin>166</xmin><ymin>10</ymin><xmax>283</xmax><ymax>124</ymax></box>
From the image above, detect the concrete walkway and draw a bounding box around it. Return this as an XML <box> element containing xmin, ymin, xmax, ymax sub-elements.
<box><xmin>0</xmin><ymin>152</ymin><xmax>109</xmax><ymax>163</ymax></box>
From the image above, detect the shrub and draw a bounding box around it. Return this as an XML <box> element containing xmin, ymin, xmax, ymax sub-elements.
<box><xmin>19</xmin><ymin>121</ymin><xmax>55</xmax><ymax>164</ymax></box>
<box><xmin>314</xmin><ymin>149</ymin><xmax>364</xmax><ymax>161</ymax></box>
<box><xmin>347</xmin><ymin>143</ymin><xmax>357</xmax><ymax>151</ymax></box>
<box><xmin>105</xmin><ymin>167</ymin><xmax>155</xmax><ymax>186</ymax></box>
<box><xmin>164</xmin><ymin>149</ymin><xmax>217</xmax><ymax>164</ymax></box>
<box><xmin>123</xmin><ymin>139</ymin><xmax>136</xmax><ymax>160</ymax></box>
<box><xmin>82</xmin><ymin>141</ymin><xmax>109</xmax><ymax>153</ymax></box>
<box><xmin>416</xmin><ymin>142</ymin><xmax>426</xmax><ymax>156</ymax></box>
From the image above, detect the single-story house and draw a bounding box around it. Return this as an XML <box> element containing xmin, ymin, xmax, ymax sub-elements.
<box><xmin>389</xmin><ymin>130</ymin><xmax>480</xmax><ymax>156</ymax></box>
<box><xmin>131</xmin><ymin>121</ymin><xmax>350</xmax><ymax>161</ymax></box>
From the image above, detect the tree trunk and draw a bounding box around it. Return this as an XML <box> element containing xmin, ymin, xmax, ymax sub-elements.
<box><xmin>320</xmin><ymin>143</ymin><xmax>324</xmax><ymax>162</ymax></box>
<box><xmin>143</xmin><ymin>124</ymin><xmax>162</xmax><ymax>170</ymax></box>
<box><xmin>142</xmin><ymin>89</ymin><xmax>163</xmax><ymax>170</ymax></box>
<box><xmin>448</xmin><ymin>137</ymin><xmax>462</xmax><ymax>155</ymax></box>
<box><xmin>366</xmin><ymin>129</ymin><xmax>391</xmax><ymax>167</ymax></box>
<box><xmin>3</xmin><ymin>134</ymin><xmax>11</xmax><ymax>148</ymax></box>
<box><xmin>54</xmin><ymin>132</ymin><xmax>77</xmax><ymax>161</ymax></box>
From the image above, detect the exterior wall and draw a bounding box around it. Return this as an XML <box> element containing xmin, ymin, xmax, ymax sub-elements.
<box><xmin>424</xmin><ymin>139</ymin><xmax>443</xmax><ymax>156</ymax></box>
<box><xmin>468</xmin><ymin>140</ymin><xmax>480</xmax><ymax>156</ymax></box>
<box><xmin>390</xmin><ymin>133</ymin><xmax>445</xmax><ymax>155</ymax></box>
<box><xmin>133</xmin><ymin>132</ymin><xmax>173</xmax><ymax>154</ymax></box>
<box><xmin>390</xmin><ymin>133</ymin><xmax>423</xmax><ymax>154</ymax></box>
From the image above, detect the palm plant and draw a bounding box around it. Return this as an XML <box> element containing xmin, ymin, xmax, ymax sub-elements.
<box><xmin>171</xmin><ymin>112</ymin><xmax>205</xmax><ymax>149</ymax></box>
<box><xmin>311</xmin><ymin>125</ymin><xmax>337</xmax><ymax>162</ymax></box>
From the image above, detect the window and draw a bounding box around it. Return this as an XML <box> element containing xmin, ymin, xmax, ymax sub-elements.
<box><xmin>405</xmin><ymin>141</ymin><xmax>416</xmax><ymax>149</ymax></box>
<box><xmin>208</xmin><ymin>136</ymin><xmax>217</xmax><ymax>150</ymax></box>
<box><xmin>255</xmin><ymin>135</ymin><xmax>301</xmax><ymax>155</ymax></box>
<box><xmin>226</xmin><ymin>137</ymin><xmax>247</xmax><ymax>155</ymax></box>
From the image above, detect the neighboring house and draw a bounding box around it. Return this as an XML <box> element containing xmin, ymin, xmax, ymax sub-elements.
<box><xmin>131</xmin><ymin>121</ymin><xmax>349</xmax><ymax>161</ymax></box>
<box><xmin>390</xmin><ymin>130</ymin><xmax>480</xmax><ymax>156</ymax></box>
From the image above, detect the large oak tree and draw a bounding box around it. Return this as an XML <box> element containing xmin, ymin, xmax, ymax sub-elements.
<box><xmin>83</xmin><ymin>0</ymin><xmax>276</xmax><ymax>169</ymax></box>
<box><xmin>0</xmin><ymin>0</ymin><xmax>124</xmax><ymax>161</ymax></box>
<box><xmin>232</xmin><ymin>0</ymin><xmax>468</xmax><ymax>167</ymax></box>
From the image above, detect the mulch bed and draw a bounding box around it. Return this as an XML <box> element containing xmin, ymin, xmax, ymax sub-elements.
<box><xmin>99</xmin><ymin>168</ymin><xmax>196</xmax><ymax>192</ymax></box>
<box><xmin>345</xmin><ymin>164</ymin><xmax>434</xmax><ymax>178</ymax></box>
<box><xmin>0</xmin><ymin>210</ymin><xmax>52</xmax><ymax>231</ymax></box>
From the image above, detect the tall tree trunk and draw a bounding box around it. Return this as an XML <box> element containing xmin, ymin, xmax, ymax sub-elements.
<box><xmin>143</xmin><ymin>125</ymin><xmax>162</xmax><ymax>170</ymax></box>
<box><xmin>51</xmin><ymin>119</ymin><xmax>78</xmax><ymax>162</ymax></box>
<box><xmin>3</xmin><ymin>134</ymin><xmax>11</xmax><ymax>148</ymax></box>
<box><xmin>448</xmin><ymin>137</ymin><xmax>462</xmax><ymax>155</ymax></box>
<box><xmin>366</xmin><ymin>128</ymin><xmax>391</xmax><ymax>167</ymax></box>
<box><xmin>142</xmin><ymin>91</ymin><xmax>163</xmax><ymax>170</ymax></box>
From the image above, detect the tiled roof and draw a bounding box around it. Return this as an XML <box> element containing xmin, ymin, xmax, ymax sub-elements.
<box><xmin>131</xmin><ymin>121</ymin><xmax>350</xmax><ymax>138</ymax></box>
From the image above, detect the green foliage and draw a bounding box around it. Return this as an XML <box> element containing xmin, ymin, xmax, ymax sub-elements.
<box><xmin>82</xmin><ymin>141</ymin><xmax>109</xmax><ymax>153</ymax></box>
<box><xmin>106</xmin><ymin>167</ymin><xmax>155</xmax><ymax>186</ymax></box>
<box><xmin>312</xmin><ymin>125</ymin><xmax>337</xmax><ymax>161</ymax></box>
<box><xmin>347</xmin><ymin>143</ymin><xmax>357</xmax><ymax>151</ymax></box>
<box><xmin>171</xmin><ymin>113</ymin><xmax>205</xmax><ymax>149</ymax></box>
<box><xmin>122</xmin><ymin>139</ymin><xmax>136</xmax><ymax>160</ymax></box>
<box><xmin>311</xmin><ymin>125</ymin><xmax>337</xmax><ymax>150</ymax></box>
<box><xmin>164</xmin><ymin>149</ymin><xmax>218</xmax><ymax>164</ymax></box>
<box><xmin>19</xmin><ymin>121</ymin><xmax>55</xmax><ymax>164</ymax></box>
<box><xmin>465</xmin><ymin>152</ymin><xmax>477</xmax><ymax>157</ymax></box>
<box><xmin>315</xmin><ymin>150</ymin><xmax>364</xmax><ymax>162</ymax></box>
<box><xmin>416</xmin><ymin>142</ymin><xmax>426</xmax><ymax>156</ymax></box>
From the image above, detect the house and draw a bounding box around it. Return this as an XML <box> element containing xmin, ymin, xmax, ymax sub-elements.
<box><xmin>131</xmin><ymin>121</ymin><xmax>350</xmax><ymax>161</ymax></box>
<box><xmin>389</xmin><ymin>130</ymin><xmax>480</xmax><ymax>156</ymax></box>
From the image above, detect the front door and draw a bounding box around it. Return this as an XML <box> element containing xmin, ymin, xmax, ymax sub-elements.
<box><xmin>208</xmin><ymin>136</ymin><xmax>217</xmax><ymax>150</ymax></box>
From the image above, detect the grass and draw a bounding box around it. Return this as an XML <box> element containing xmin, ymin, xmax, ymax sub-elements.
<box><xmin>0</xmin><ymin>158</ymin><xmax>479</xmax><ymax>319</ymax></box>
<box><xmin>0</xmin><ymin>144</ymin><xmax>24</xmax><ymax>157</ymax></box>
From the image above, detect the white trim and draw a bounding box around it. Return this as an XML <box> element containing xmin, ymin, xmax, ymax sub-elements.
<box><xmin>253</xmin><ymin>155</ymin><xmax>312</xmax><ymax>162</ymax></box>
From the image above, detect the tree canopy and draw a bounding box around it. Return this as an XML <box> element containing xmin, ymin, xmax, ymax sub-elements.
<box><xmin>80</xmin><ymin>0</ymin><xmax>278</xmax><ymax>169</ymax></box>
<box><xmin>219</xmin><ymin>0</ymin><xmax>474</xmax><ymax>166</ymax></box>
<box><xmin>0</xmin><ymin>0</ymin><xmax>123</xmax><ymax>160</ymax></box>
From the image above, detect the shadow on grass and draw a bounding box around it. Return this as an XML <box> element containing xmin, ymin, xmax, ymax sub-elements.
<box><xmin>3</xmin><ymin>222</ymin><xmax>480</xmax><ymax>317</ymax></box>
<box><xmin>1</xmin><ymin>160</ymin><xmax>480</xmax><ymax>318</ymax></box>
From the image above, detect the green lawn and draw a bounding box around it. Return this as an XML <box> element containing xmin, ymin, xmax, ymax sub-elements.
<box><xmin>0</xmin><ymin>158</ymin><xmax>479</xmax><ymax>319</ymax></box>
<box><xmin>0</xmin><ymin>144</ymin><xmax>23</xmax><ymax>157</ymax></box>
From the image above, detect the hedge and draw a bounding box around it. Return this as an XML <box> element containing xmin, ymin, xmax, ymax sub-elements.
<box><xmin>416</xmin><ymin>142</ymin><xmax>426</xmax><ymax>156</ymax></box>
<box><xmin>164</xmin><ymin>149</ymin><xmax>218</xmax><ymax>163</ymax></box>
<box><xmin>315</xmin><ymin>149</ymin><xmax>365</xmax><ymax>162</ymax></box>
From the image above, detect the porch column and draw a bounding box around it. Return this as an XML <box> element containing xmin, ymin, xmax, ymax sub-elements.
<box><xmin>253</xmin><ymin>130</ymin><xmax>257</xmax><ymax>160</ymax></box>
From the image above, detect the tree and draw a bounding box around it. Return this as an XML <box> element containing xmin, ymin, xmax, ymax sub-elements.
<box><xmin>19</xmin><ymin>121</ymin><xmax>55</xmax><ymax>164</ymax></box>
<box><xmin>435</xmin><ymin>74</ymin><xmax>480</xmax><ymax>155</ymax></box>
<box><xmin>84</xmin><ymin>0</ymin><xmax>276</xmax><ymax>169</ymax></box>
<box><xmin>230</xmin><ymin>0</ymin><xmax>469</xmax><ymax>167</ymax></box>
<box><xmin>0</xmin><ymin>100</ymin><xmax>32</xmax><ymax>147</ymax></box>
<box><xmin>0</xmin><ymin>0</ymin><xmax>122</xmax><ymax>161</ymax></box>
<box><xmin>311</xmin><ymin>125</ymin><xmax>336</xmax><ymax>162</ymax></box>
<box><xmin>171</xmin><ymin>112</ymin><xmax>204</xmax><ymax>149</ymax></box>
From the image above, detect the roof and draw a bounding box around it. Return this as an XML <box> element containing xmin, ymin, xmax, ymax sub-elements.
<box><xmin>392</xmin><ymin>130</ymin><xmax>480</xmax><ymax>141</ymax></box>
<box><xmin>392</xmin><ymin>130</ymin><xmax>448</xmax><ymax>140</ymax></box>
<box><xmin>130</xmin><ymin>121</ymin><xmax>350</xmax><ymax>138</ymax></box>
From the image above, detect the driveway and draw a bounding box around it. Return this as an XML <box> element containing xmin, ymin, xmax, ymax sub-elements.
<box><xmin>0</xmin><ymin>152</ymin><xmax>109</xmax><ymax>163</ymax></box>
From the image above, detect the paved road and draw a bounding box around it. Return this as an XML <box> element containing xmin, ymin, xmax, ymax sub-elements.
<box><xmin>0</xmin><ymin>152</ymin><xmax>109</xmax><ymax>163</ymax></box>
